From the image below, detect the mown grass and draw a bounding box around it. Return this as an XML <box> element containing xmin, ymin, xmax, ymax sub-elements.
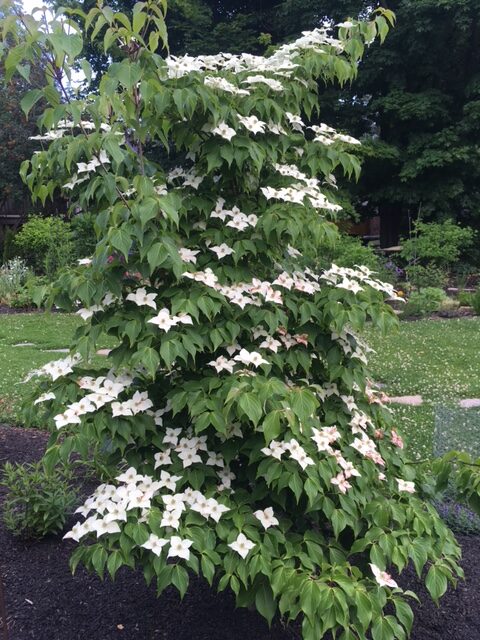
<box><xmin>0</xmin><ymin>313</ymin><xmax>479</xmax><ymax>458</ymax></box>
<box><xmin>366</xmin><ymin>317</ymin><xmax>480</xmax><ymax>458</ymax></box>
<box><xmin>0</xmin><ymin>313</ymin><xmax>82</xmax><ymax>423</ymax></box>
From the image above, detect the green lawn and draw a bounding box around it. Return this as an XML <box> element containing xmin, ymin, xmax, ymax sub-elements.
<box><xmin>366</xmin><ymin>317</ymin><xmax>480</xmax><ymax>459</ymax></box>
<box><xmin>0</xmin><ymin>313</ymin><xmax>479</xmax><ymax>459</ymax></box>
<box><xmin>0</xmin><ymin>313</ymin><xmax>82</xmax><ymax>423</ymax></box>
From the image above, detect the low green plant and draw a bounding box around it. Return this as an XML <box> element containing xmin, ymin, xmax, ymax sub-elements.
<box><xmin>471</xmin><ymin>290</ymin><xmax>480</xmax><ymax>315</ymax></box>
<box><xmin>402</xmin><ymin>287</ymin><xmax>447</xmax><ymax>318</ymax></box>
<box><xmin>0</xmin><ymin>257</ymin><xmax>31</xmax><ymax>304</ymax></box>
<box><xmin>1</xmin><ymin>461</ymin><xmax>77</xmax><ymax>538</ymax></box>
<box><xmin>457</xmin><ymin>290</ymin><xmax>474</xmax><ymax>307</ymax></box>
<box><xmin>71</xmin><ymin>212</ymin><xmax>97</xmax><ymax>259</ymax></box>
<box><xmin>405</xmin><ymin>264</ymin><xmax>447</xmax><ymax>290</ymax></box>
<box><xmin>13</xmin><ymin>215</ymin><xmax>74</xmax><ymax>274</ymax></box>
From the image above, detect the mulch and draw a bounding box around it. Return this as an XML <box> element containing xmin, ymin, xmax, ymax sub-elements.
<box><xmin>1</xmin><ymin>424</ymin><xmax>479</xmax><ymax>640</ymax></box>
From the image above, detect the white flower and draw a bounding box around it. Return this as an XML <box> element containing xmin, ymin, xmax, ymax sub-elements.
<box><xmin>212</xmin><ymin>122</ymin><xmax>236</xmax><ymax>141</ymax></box>
<box><xmin>34</xmin><ymin>391</ymin><xmax>56</xmax><ymax>405</ymax></box>
<box><xmin>179</xmin><ymin>248</ymin><xmax>200</xmax><ymax>264</ymax></box>
<box><xmin>141</xmin><ymin>534</ymin><xmax>169</xmax><ymax>556</ymax></box>
<box><xmin>77</xmin><ymin>258</ymin><xmax>92</xmax><ymax>266</ymax></box>
<box><xmin>158</xmin><ymin>470</ymin><xmax>182</xmax><ymax>492</ymax></box>
<box><xmin>154</xmin><ymin>450</ymin><xmax>172</xmax><ymax>468</ymax></box>
<box><xmin>396</xmin><ymin>478</ymin><xmax>415</xmax><ymax>493</ymax></box>
<box><xmin>148</xmin><ymin>308</ymin><xmax>176</xmax><ymax>332</ymax></box>
<box><xmin>126</xmin><ymin>287</ymin><xmax>157</xmax><ymax>309</ymax></box>
<box><xmin>130</xmin><ymin>391</ymin><xmax>153</xmax><ymax>414</ymax></box>
<box><xmin>369</xmin><ymin>563</ymin><xmax>398</xmax><ymax>588</ymax></box>
<box><xmin>228</xmin><ymin>533</ymin><xmax>255</xmax><ymax>559</ymax></box>
<box><xmin>160</xmin><ymin>509</ymin><xmax>182</xmax><ymax>529</ymax></box>
<box><xmin>167</xmin><ymin>536</ymin><xmax>193</xmax><ymax>561</ymax></box>
<box><xmin>93</xmin><ymin>518</ymin><xmax>121</xmax><ymax>537</ymax></box>
<box><xmin>261</xmin><ymin>440</ymin><xmax>286</xmax><ymax>460</ymax></box>
<box><xmin>237</xmin><ymin>115</ymin><xmax>266</xmax><ymax>134</ymax></box>
<box><xmin>234</xmin><ymin>349</ymin><xmax>268</xmax><ymax>367</ymax></box>
<box><xmin>208</xmin><ymin>356</ymin><xmax>235</xmax><ymax>374</ymax></box>
<box><xmin>209</xmin><ymin>243</ymin><xmax>235</xmax><ymax>259</ymax></box>
<box><xmin>253</xmin><ymin>507</ymin><xmax>279</xmax><ymax>530</ymax></box>
<box><xmin>337</xmin><ymin>21</ymin><xmax>355</xmax><ymax>28</ymax></box>
<box><xmin>76</xmin><ymin>305</ymin><xmax>103</xmax><ymax>321</ymax></box>
<box><xmin>116</xmin><ymin>467</ymin><xmax>143</xmax><ymax>484</ymax></box>
<box><xmin>63</xmin><ymin>522</ymin><xmax>86</xmax><ymax>542</ymax></box>
<box><xmin>330</xmin><ymin>472</ymin><xmax>352</xmax><ymax>494</ymax></box>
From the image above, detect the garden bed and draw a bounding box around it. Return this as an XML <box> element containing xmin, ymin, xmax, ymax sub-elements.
<box><xmin>1</xmin><ymin>424</ymin><xmax>479</xmax><ymax>640</ymax></box>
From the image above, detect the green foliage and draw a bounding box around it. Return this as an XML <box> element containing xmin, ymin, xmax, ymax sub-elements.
<box><xmin>71</xmin><ymin>212</ymin><xmax>97</xmax><ymax>259</ymax></box>
<box><xmin>457</xmin><ymin>290</ymin><xmax>474</xmax><ymax>307</ymax></box>
<box><xmin>401</xmin><ymin>287</ymin><xmax>446</xmax><ymax>318</ymax></box>
<box><xmin>471</xmin><ymin>290</ymin><xmax>480</xmax><ymax>315</ymax></box>
<box><xmin>0</xmin><ymin>256</ymin><xmax>31</xmax><ymax>304</ymax></box>
<box><xmin>400</xmin><ymin>220</ymin><xmax>476</xmax><ymax>270</ymax></box>
<box><xmin>1</xmin><ymin>461</ymin><xmax>77</xmax><ymax>538</ymax></box>
<box><xmin>13</xmin><ymin>215</ymin><xmax>74</xmax><ymax>275</ymax></box>
<box><xmin>1</xmin><ymin>4</ymin><xmax>463</xmax><ymax>638</ymax></box>
<box><xmin>405</xmin><ymin>264</ymin><xmax>448</xmax><ymax>290</ymax></box>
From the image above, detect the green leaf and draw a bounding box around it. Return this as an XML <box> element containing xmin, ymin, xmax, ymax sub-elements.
<box><xmin>171</xmin><ymin>564</ymin><xmax>189</xmax><ymax>598</ymax></box>
<box><xmin>110</xmin><ymin>227</ymin><xmax>132</xmax><ymax>259</ymax></box>
<box><xmin>262</xmin><ymin>410</ymin><xmax>282</xmax><ymax>441</ymax></box>
<box><xmin>20</xmin><ymin>89</ymin><xmax>43</xmax><ymax>118</ymax></box>
<box><xmin>107</xmin><ymin>550</ymin><xmax>124</xmax><ymax>580</ymax></box>
<box><xmin>425</xmin><ymin>565</ymin><xmax>448</xmax><ymax>602</ymax></box>
<box><xmin>255</xmin><ymin>582</ymin><xmax>277</xmax><ymax>626</ymax></box>
<box><xmin>238</xmin><ymin>393</ymin><xmax>263</xmax><ymax>426</ymax></box>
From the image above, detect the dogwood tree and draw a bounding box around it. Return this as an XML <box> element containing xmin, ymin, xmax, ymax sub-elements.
<box><xmin>1</xmin><ymin>2</ymin><xmax>462</xmax><ymax>638</ymax></box>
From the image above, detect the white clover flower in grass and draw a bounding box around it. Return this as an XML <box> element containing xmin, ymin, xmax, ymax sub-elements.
<box><xmin>254</xmin><ymin>507</ymin><xmax>279</xmax><ymax>530</ymax></box>
<box><xmin>126</xmin><ymin>287</ymin><xmax>157</xmax><ymax>309</ymax></box>
<box><xmin>167</xmin><ymin>536</ymin><xmax>193</xmax><ymax>561</ymax></box>
<box><xmin>141</xmin><ymin>534</ymin><xmax>169</xmax><ymax>556</ymax></box>
<box><xmin>178</xmin><ymin>247</ymin><xmax>200</xmax><ymax>264</ymax></box>
<box><xmin>369</xmin><ymin>564</ymin><xmax>399</xmax><ymax>589</ymax></box>
<box><xmin>396</xmin><ymin>478</ymin><xmax>415</xmax><ymax>494</ymax></box>
<box><xmin>228</xmin><ymin>533</ymin><xmax>256</xmax><ymax>559</ymax></box>
<box><xmin>212</xmin><ymin>122</ymin><xmax>236</xmax><ymax>141</ymax></box>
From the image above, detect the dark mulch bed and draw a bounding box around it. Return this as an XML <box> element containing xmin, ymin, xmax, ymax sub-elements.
<box><xmin>1</xmin><ymin>424</ymin><xmax>479</xmax><ymax>640</ymax></box>
<box><xmin>0</xmin><ymin>306</ymin><xmax>43</xmax><ymax>315</ymax></box>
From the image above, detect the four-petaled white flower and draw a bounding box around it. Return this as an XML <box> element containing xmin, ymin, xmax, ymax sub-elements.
<box><xmin>228</xmin><ymin>533</ymin><xmax>256</xmax><ymax>559</ymax></box>
<box><xmin>369</xmin><ymin>563</ymin><xmax>398</xmax><ymax>588</ymax></box>
<box><xmin>126</xmin><ymin>287</ymin><xmax>157</xmax><ymax>309</ymax></box>
<box><xmin>167</xmin><ymin>536</ymin><xmax>193</xmax><ymax>561</ymax></box>
<box><xmin>253</xmin><ymin>507</ymin><xmax>279</xmax><ymax>530</ymax></box>
<box><xmin>209</xmin><ymin>243</ymin><xmax>235</xmax><ymax>259</ymax></box>
<box><xmin>234</xmin><ymin>349</ymin><xmax>269</xmax><ymax>367</ymax></box>
<box><xmin>208</xmin><ymin>356</ymin><xmax>235</xmax><ymax>373</ymax></box>
<box><xmin>179</xmin><ymin>247</ymin><xmax>200</xmax><ymax>264</ymax></box>
<box><xmin>212</xmin><ymin>122</ymin><xmax>236</xmax><ymax>141</ymax></box>
<box><xmin>237</xmin><ymin>115</ymin><xmax>266</xmax><ymax>134</ymax></box>
<box><xmin>142</xmin><ymin>534</ymin><xmax>169</xmax><ymax>556</ymax></box>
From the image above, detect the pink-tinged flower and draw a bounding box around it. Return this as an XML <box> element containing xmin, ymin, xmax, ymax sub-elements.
<box><xmin>209</xmin><ymin>243</ymin><xmax>235</xmax><ymax>259</ymax></box>
<box><xmin>179</xmin><ymin>247</ymin><xmax>200</xmax><ymax>264</ymax></box>
<box><xmin>369</xmin><ymin>563</ymin><xmax>398</xmax><ymax>588</ymax></box>
<box><xmin>390</xmin><ymin>429</ymin><xmax>404</xmax><ymax>449</ymax></box>
<box><xmin>330</xmin><ymin>472</ymin><xmax>352</xmax><ymax>494</ymax></box>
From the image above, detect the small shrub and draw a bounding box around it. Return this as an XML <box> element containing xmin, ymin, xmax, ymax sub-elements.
<box><xmin>400</xmin><ymin>220</ymin><xmax>476</xmax><ymax>270</ymax></box>
<box><xmin>402</xmin><ymin>287</ymin><xmax>447</xmax><ymax>318</ymax></box>
<box><xmin>0</xmin><ymin>257</ymin><xmax>30</xmax><ymax>304</ymax></box>
<box><xmin>13</xmin><ymin>215</ymin><xmax>74</xmax><ymax>274</ymax></box>
<box><xmin>405</xmin><ymin>264</ymin><xmax>448</xmax><ymax>289</ymax></box>
<box><xmin>71</xmin><ymin>212</ymin><xmax>97</xmax><ymax>259</ymax></box>
<box><xmin>471</xmin><ymin>290</ymin><xmax>480</xmax><ymax>315</ymax></box>
<box><xmin>458</xmin><ymin>290</ymin><xmax>474</xmax><ymax>307</ymax></box>
<box><xmin>1</xmin><ymin>461</ymin><xmax>77</xmax><ymax>539</ymax></box>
